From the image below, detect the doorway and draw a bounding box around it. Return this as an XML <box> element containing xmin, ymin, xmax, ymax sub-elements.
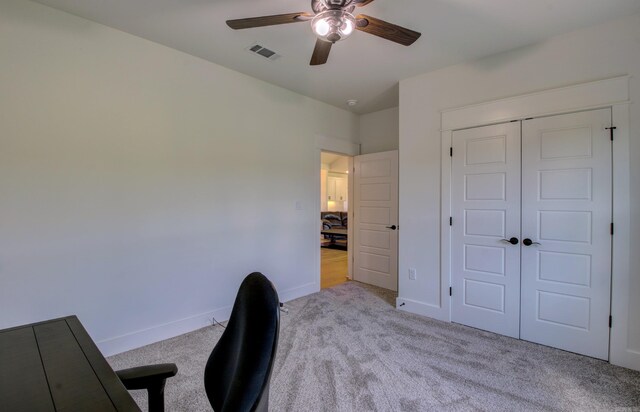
<box><xmin>320</xmin><ymin>151</ymin><xmax>351</xmax><ymax>289</ymax></box>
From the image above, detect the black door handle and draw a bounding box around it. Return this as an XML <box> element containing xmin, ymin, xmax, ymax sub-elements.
<box><xmin>500</xmin><ymin>237</ymin><xmax>519</xmax><ymax>245</ymax></box>
<box><xmin>523</xmin><ymin>238</ymin><xmax>541</xmax><ymax>246</ymax></box>
<box><xmin>386</xmin><ymin>225</ymin><xmax>397</xmax><ymax>230</ymax></box>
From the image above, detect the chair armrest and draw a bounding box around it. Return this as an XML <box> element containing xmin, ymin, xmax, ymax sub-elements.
<box><xmin>116</xmin><ymin>363</ymin><xmax>178</xmax><ymax>391</ymax></box>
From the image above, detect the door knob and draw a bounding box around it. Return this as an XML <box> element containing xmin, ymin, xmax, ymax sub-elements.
<box><xmin>500</xmin><ymin>237</ymin><xmax>519</xmax><ymax>245</ymax></box>
<box><xmin>523</xmin><ymin>238</ymin><xmax>541</xmax><ymax>246</ymax></box>
<box><xmin>386</xmin><ymin>225</ymin><xmax>397</xmax><ymax>230</ymax></box>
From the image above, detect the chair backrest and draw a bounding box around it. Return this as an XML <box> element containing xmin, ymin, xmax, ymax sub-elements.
<box><xmin>204</xmin><ymin>272</ymin><xmax>280</xmax><ymax>412</ymax></box>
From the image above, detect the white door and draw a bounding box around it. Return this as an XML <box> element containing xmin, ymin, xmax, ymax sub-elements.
<box><xmin>353</xmin><ymin>151</ymin><xmax>398</xmax><ymax>291</ymax></box>
<box><xmin>520</xmin><ymin>109</ymin><xmax>612</xmax><ymax>360</ymax></box>
<box><xmin>450</xmin><ymin>123</ymin><xmax>522</xmax><ymax>338</ymax></box>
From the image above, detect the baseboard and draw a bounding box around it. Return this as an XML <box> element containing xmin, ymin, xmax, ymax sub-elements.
<box><xmin>279</xmin><ymin>281</ymin><xmax>319</xmax><ymax>303</ymax></box>
<box><xmin>611</xmin><ymin>348</ymin><xmax>640</xmax><ymax>372</ymax></box>
<box><xmin>98</xmin><ymin>281</ymin><xmax>320</xmax><ymax>357</ymax></box>
<box><xmin>396</xmin><ymin>296</ymin><xmax>449</xmax><ymax>322</ymax></box>
<box><xmin>98</xmin><ymin>305</ymin><xmax>232</xmax><ymax>357</ymax></box>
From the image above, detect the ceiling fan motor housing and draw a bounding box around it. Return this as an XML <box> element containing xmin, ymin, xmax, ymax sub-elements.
<box><xmin>313</xmin><ymin>0</ymin><xmax>356</xmax><ymax>14</ymax></box>
<box><xmin>325</xmin><ymin>0</ymin><xmax>353</xmax><ymax>8</ymax></box>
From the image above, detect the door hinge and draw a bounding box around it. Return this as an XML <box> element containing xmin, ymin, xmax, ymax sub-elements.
<box><xmin>611</xmin><ymin>223</ymin><xmax>614</xmax><ymax>235</ymax></box>
<box><xmin>605</xmin><ymin>126</ymin><xmax>617</xmax><ymax>141</ymax></box>
<box><xmin>449</xmin><ymin>217</ymin><xmax>453</xmax><ymax>226</ymax></box>
<box><xmin>449</xmin><ymin>287</ymin><xmax>452</xmax><ymax>296</ymax></box>
<box><xmin>609</xmin><ymin>315</ymin><xmax>613</xmax><ymax>328</ymax></box>
<box><xmin>449</xmin><ymin>147</ymin><xmax>453</xmax><ymax>157</ymax></box>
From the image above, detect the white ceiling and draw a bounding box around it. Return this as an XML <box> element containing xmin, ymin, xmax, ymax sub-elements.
<box><xmin>33</xmin><ymin>0</ymin><xmax>640</xmax><ymax>114</ymax></box>
<box><xmin>321</xmin><ymin>152</ymin><xmax>348</xmax><ymax>166</ymax></box>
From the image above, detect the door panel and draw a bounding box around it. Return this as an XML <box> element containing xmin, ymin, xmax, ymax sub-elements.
<box><xmin>451</xmin><ymin>122</ymin><xmax>521</xmax><ymax>338</ymax></box>
<box><xmin>353</xmin><ymin>151</ymin><xmax>398</xmax><ymax>291</ymax></box>
<box><xmin>520</xmin><ymin>109</ymin><xmax>612</xmax><ymax>360</ymax></box>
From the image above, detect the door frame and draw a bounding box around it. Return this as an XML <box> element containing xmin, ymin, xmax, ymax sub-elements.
<box><xmin>315</xmin><ymin>135</ymin><xmax>360</xmax><ymax>290</ymax></box>
<box><xmin>440</xmin><ymin>76</ymin><xmax>634</xmax><ymax>369</ymax></box>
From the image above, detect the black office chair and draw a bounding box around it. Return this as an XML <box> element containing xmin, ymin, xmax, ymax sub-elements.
<box><xmin>116</xmin><ymin>272</ymin><xmax>280</xmax><ymax>412</ymax></box>
<box><xmin>205</xmin><ymin>272</ymin><xmax>280</xmax><ymax>412</ymax></box>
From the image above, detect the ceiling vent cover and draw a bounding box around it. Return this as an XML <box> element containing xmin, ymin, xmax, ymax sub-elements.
<box><xmin>246</xmin><ymin>43</ymin><xmax>281</xmax><ymax>61</ymax></box>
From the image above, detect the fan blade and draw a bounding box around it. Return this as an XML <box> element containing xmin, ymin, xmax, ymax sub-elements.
<box><xmin>354</xmin><ymin>0</ymin><xmax>375</xmax><ymax>6</ymax></box>
<box><xmin>310</xmin><ymin>39</ymin><xmax>332</xmax><ymax>66</ymax></box>
<box><xmin>355</xmin><ymin>14</ymin><xmax>421</xmax><ymax>46</ymax></box>
<box><xmin>226</xmin><ymin>12</ymin><xmax>313</xmax><ymax>30</ymax></box>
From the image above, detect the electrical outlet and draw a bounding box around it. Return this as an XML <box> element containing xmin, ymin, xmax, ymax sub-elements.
<box><xmin>409</xmin><ymin>268</ymin><xmax>417</xmax><ymax>280</ymax></box>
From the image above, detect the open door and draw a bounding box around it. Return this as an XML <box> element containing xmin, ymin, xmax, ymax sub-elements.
<box><xmin>353</xmin><ymin>150</ymin><xmax>399</xmax><ymax>291</ymax></box>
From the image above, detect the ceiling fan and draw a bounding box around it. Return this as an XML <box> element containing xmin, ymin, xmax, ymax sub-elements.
<box><xmin>226</xmin><ymin>0</ymin><xmax>421</xmax><ymax>66</ymax></box>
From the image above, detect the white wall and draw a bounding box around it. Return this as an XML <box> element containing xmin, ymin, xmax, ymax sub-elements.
<box><xmin>359</xmin><ymin>107</ymin><xmax>399</xmax><ymax>154</ymax></box>
<box><xmin>399</xmin><ymin>13</ymin><xmax>640</xmax><ymax>368</ymax></box>
<box><xmin>0</xmin><ymin>0</ymin><xmax>359</xmax><ymax>355</ymax></box>
<box><xmin>329</xmin><ymin>157</ymin><xmax>350</xmax><ymax>173</ymax></box>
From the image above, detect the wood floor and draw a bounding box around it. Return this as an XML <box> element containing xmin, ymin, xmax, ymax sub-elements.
<box><xmin>321</xmin><ymin>247</ymin><xmax>349</xmax><ymax>289</ymax></box>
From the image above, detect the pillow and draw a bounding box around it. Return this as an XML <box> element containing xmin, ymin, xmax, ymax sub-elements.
<box><xmin>322</xmin><ymin>214</ymin><xmax>341</xmax><ymax>222</ymax></box>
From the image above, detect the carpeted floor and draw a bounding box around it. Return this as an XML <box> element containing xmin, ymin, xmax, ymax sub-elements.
<box><xmin>108</xmin><ymin>282</ymin><xmax>640</xmax><ymax>411</ymax></box>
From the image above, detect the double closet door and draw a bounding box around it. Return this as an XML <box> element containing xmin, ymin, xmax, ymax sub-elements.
<box><xmin>450</xmin><ymin>108</ymin><xmax>612</xmax><ymax>360</ymax></box>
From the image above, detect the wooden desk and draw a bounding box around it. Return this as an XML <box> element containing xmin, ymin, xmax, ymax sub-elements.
<box><xmin>0</xmin><ymin>316</ymin><xmax>140</xmax><ymax>412</ymax></box>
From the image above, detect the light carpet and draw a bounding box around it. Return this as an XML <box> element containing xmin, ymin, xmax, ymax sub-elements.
<box><xmin>108</xmin><ymin>281</ymin><xmax>640</xmax><ymax>411</ymax></box>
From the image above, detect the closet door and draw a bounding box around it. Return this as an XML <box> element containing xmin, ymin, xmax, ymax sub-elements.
<box><xmin>451</xmin><ymin>122</ymin><xmax>521</xmax><ymax>338</ymax></box>
<box><xmin>520</xmin><ymin>109</ymin><xmax>612</xmax><ymax>360</ymax></box>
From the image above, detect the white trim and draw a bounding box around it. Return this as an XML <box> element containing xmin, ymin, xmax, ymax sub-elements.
<box><xmin>440</xmin><ymin>131</ymin><xmax>452</xmax><ymax>321</ymax></box>
<box><xmin>347</xmin><ymin>156</ymin><xmax>354</xmax><ymax>279</ymax></box>
<box><xmin>314</xmin><ymin>149</ymin><xmax>323</xmax><ymax>292</ymax></box>
<box><xmin>97</xmin><ymin>280</ymin><xmax>318</xmax><ymax>357</ymax></box>
<box><xmin>441</xmin><ymin>76</ymin><xmax>630</xmax><ymax>131</ymax></box>
<box><xmin>278</xmin><ymin>281</ymin><xmax>319</xmax><ymax>304</ymax></box>
<box><xmin>98</xmin><ymin>305</ymin><xmax>232</xmax><ymax>356</ymax></box>
<box><xmin>396</xmin><ymin>297</ymin><xmax>449</xmax><ymax>322</ymax></box>
<box><xmin>437</xmin><ymin>77</ymin><xmax>635</xmax><ymax>370</ymax></box>
<box><xmin>315</xmin><ymin>134</ymin><xmax>360</xmax><ymax>156</ymax></box>
<box><xmin>609</xmin><ymin>103</ymin><xmax>637</xmax><ymax>370</ymax></box>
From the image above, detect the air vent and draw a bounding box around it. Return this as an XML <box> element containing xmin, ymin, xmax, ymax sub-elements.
<box><xmin>246</xmin><ymin>43</ymin><xmax>281</xmax><ymax>61</ymax></box>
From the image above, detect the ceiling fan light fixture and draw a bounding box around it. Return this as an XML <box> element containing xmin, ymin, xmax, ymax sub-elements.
<box><xmin>311</xmin><ymin>10</ymin><xmax>356</xmax><ymax>43</ymax></box>
<box><xmin>314</xmin><ymin>19</ymin><xmax>330</xmax><ymax>36</ymax></box>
